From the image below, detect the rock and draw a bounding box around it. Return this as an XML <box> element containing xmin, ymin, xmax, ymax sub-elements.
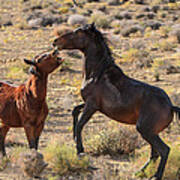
<box><xmin>151</xmin><ymin>5</ymin><xmax>160</xmax><ymax>13</ymax></box>
<box><xmin>30</xmin><ymin>5</ymin><xmax>43</xmax><ymax>11</ymax></box>
<box><xmin>176</xmin><ymin>31</ymin><xmax>180</xmax><ymax>43</ymax></box>
<box><xmin>134</xmin><ymin>0</ymin><xmax>145</xmax><ymax>4</ymax></box>
<box><xmin>27</xmin><ymin>12</ymin><xmax>63</xmax><ymax>28</ymax></box>
<box><xmin>169</xmin><ymin>24</ymin><xmax>180</xmax><ymax>43</ymax></box>
<box><xmin>63</xmin><ymin>94</ymin><xmax>73</xmax><ymax>110</ymax></box>
<box><xmin>141</xmin><ymin>6</ymin><xmax>151</xmax><ymax>12</ymax></box>
<box><xmin>98</xmin><ymin>6</ymin><xmax>106</xmax><ymax>13</ymax></box>
<box><xmin>28</xmin><ymin>18</ymin><xmax>42</xmax><ymax>27</ymax></box>
<box><xmin>147</xmin><ymin>12</ymin><xmax>156</xmax><ymax>19</ymax></box>
<box><xmin>171</xmin><ymin>93</ymin><xmax>180</xmax><ymax>106</ymax></box>
<box><xmin>3</xmin><ymin>20</ymin><xmax>13</xmax><ymax>27</ymax></box>
<box><xmin>136</xmin><ymin>13</ymin><xmax>146</xmax><ymax>19</ymax></box>
<box><xmin>87</xmin><ymin>0</ymin><xmax>100</xmax><ymax>2</ymax></box>
<box><xmin>145</xmin><ymin>20</ymin><xmax>163</xmax><ymax>30</ymax></box>
<box><xmin>26</xmin><ymin>12</ymin><xmax>43</xmax><ymax>22</ymax></box>
<box><xmin>67</xmin><ymin>14</ymin><xmax>87</xmax><ymax>26</ymax></box>
<box><xmin>173</xmin><ymin>15</ymin><xmax>179</xmax><ymax>22</ymax></box>
<box><xmin>121</xmin><ymin>25</ymin><xmax>143</xmax><ymax>37</ymax></box>
<box><xmin>169</xmin><ymin>0</ymin><xmax>176</xmax><ymax>2</ymax></box>
<box><xmin>0</xmin><ymin>16</ymin><xmax>13</xmax><ymax>27</ymax></box>
<box><xmin>41</xmin><ymin>15</ymin><xmax>62</xmax><ymax>26</ymax></box>
<box><xmin>107</xmin><ymin>0</ymin><xmax>120</xmax><ymax>5</ymax></box>
<box><xmin>18</xmin><ymin>149</ymin><xmax>48</xmax><ymax>178</ymax></box>
<box><xmin>176</xmin><ymin>168</ymin><xmax>180</xmax><ymax>180</ymax></box>
<box><xmin>120</xmin><ymin>11</ymin><xmax>132</xmax><ymax>19</ymax></box>
<box><xmin>166</xmin><ymin>65</ymin><xmax>180</xmax><ymax>74</ymax></box>
<box><xmin>162</xmin><ymin>6</ymin><xmax>169</xmax><ymax>11</ymax></box>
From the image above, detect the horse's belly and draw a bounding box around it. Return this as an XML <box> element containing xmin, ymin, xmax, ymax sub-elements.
<box><xmin>99</xmin><ymin>94</ymin><xmax>138</xmax><ymax>124</ymax></box>
<box><xmin>101</xmin><ymin>109</ymin><xmax>138</xmax><ymax>125</ymax></box>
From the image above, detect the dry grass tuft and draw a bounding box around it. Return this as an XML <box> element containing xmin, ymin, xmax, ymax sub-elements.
<box><xmin>43</xmin><ymin>140</ymin><xmax>91</xmax><ymax>175</ymax></box>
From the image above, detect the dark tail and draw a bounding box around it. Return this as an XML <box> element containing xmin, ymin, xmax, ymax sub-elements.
<box><xmin>172</xmin><ymin>106</ymin><xmax>180</xmax><ymax>120</ymax></box>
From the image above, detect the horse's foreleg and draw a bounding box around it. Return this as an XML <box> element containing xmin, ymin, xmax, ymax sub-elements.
<box><xmin>72</xmin><ymin>103</ymin><xmax>85</xmax><ymax>140</ymax></box>
<box><xmin>75</xmin><ymin>102</ymin><xmax>96</xmax><ymax>154</ymax></box>
<box><xmin>24</xmin><ymin>124</ymin><xmax>36</xmax><ymax>149</ymax></box>
<box><xmin>0</xmin><ymin>125</ymin><xmax>9</xmax><ymax>156</ymax></box>
<box><xmin>34</xmin><ymin>122</ymin><xmax>45</xmax><ymax>150</ymax></box>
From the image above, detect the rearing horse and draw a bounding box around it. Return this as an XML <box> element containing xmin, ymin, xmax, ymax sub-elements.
<box><xmin>53</xmin><ymin>23</ymin><xmax>180</xmax><ymax>180</ymax></box>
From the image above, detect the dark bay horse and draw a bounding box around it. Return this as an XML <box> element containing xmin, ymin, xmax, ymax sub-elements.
<box><xmin>53</xmin><ymin>23</ymin><xmax>180</xmax><ymax>180</ymax></box>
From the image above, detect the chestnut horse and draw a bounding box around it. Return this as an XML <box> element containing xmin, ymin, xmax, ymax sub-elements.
<box><xmin>53</xmin><ymin>23</ymin><xmax>180</xmax><ymax>180</ymax></box>
<box><xmin>0</xmin><ymin>49</ymin><xmax>63</xmax><ymax>156</ymax></box>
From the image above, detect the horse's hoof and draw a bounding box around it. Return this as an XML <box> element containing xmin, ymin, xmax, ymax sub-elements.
<box><xmin>149</xmin><ymin>175</ymin><xmax>161</xmax><ymax>180</ymax></box>
<box><xmin>78</xmin><ymin>152</ymin><xmax>86</xmax><ymax>159</ymax></box>
<box><xmin>135</xmin><ymin>170</ymin><xmax>146</xmax><ymax>178</ymax></box>
<box><xmin>74</xmin><ymin>137</ymin><xmax>77</xmax><ymax>142</ymax></box>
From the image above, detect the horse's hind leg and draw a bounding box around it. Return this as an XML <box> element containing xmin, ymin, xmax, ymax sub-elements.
<box><xmin>72</xmin><ymin>103</ymin><xmax>85</xmax><ymax>140</ymax></box>
<box><xmin>137</xmin><ymin>124</ymin><xmax>170</xmax><ymax>180</ymax></box>
<box><xmin>0</xmin><ymin>125</ymin><xmax>9</xmax><ymax>156</ymax></box>
<box><xmin>139</xmin><ymin>146</ymin><xmax>159</xmax><ymax>173</ymax></box>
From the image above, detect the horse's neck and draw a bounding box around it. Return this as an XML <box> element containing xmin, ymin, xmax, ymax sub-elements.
<box><xmin>25</xmin><ymin>74</ymin><xmax>48</xmax><ymax>101</ymax></box>
<box><xmin>83</xmin><ymin>48</ymin><xmax>111</xmax><ymax>80</ymax></box>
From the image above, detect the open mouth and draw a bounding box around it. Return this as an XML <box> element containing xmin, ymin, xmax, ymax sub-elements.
<box><xmin>57</xmin><ymin>57</ymin><xmax>64</xmax><ymax>64</ymax></box>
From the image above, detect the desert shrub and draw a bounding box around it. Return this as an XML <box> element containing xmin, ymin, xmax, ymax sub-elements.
<box><xmin>89</xmin><ymin>11</ymin><xmax>111</xmax><ymax>29</ymax></box>
<box><xmin>121</xmin><ymin>48</ymin><xmax>153</xmax><ymax>67</ymax></box>
<box><xmin>58</xmin><ymin>7</ymin><xmax>69</xmax><ymax>14</ymax></box>
<box><xmin>153</xmin><ymin>39</ymin><xmax>177</xmax><ymax>51</ymax></box>
<box><xmin>159</xmin><ymin>26</ymin><xmax>172</xmax><ymax>38</ymax></box>
<box><xmin>85</xmin><ymin>125</ymin><xmax>140</xmax><ymax>156</ymax></box>
<box><xmin>7</xmin><ymin>61</ymin><xmax>29</xmax><ymax>80</ymax></box>
<box><xmin>121</xmin><ymin>48</ymin><xmax>139</xmax><ymax>62</ymax></box>
<box><xmin>0</xmin><ymin>157</ymin><xmax>9</xmax><ymax>171</ymax></box>
<box><xmin>43</xmin><ymin>141</ymin><xmax>90</xmax><ymax>175</ymax></box>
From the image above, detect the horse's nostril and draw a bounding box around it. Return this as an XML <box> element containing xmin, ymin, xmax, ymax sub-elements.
<box><xmin>52</xmin><ymin>39</ymin><xmax>57</xmax><ymax>47</ymax></box>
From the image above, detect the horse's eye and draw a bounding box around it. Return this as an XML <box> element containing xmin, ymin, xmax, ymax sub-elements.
<box><xmin>37</xmin><ymin>58</ymin><xmax>42</xmax><ymax>63</ymax></box>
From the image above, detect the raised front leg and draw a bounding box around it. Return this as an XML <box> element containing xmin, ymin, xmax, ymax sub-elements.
<box><xmin>0</xmin><ymin>125</ymin><xmax>9</xmax><ymax>156</ymax></box>
<box><xmin>72</xmin><ymin>103</ymin><xmax>85</xmax><ymax>140</ymax></box>
<box><xmin>75</xmin><ymin>102</ymin><xmax>96</xmax><ymax>155</ymax></box>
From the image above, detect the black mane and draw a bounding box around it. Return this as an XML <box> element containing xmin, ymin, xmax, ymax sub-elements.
<box><xmin>81</xmin><ymin>24</ymin><xmax>115</xmax><ymax>63</ymax></box>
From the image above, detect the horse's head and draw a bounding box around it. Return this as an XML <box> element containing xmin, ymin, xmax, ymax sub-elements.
<box><xmin>53</xmin><ymin>23</ymin><xmax>98</xmax><ymax>51</ymax></box>
<box><xmin>24</xmin><ymin>49</ymin><xmax>63</xmax><ymax>76</ymax></box>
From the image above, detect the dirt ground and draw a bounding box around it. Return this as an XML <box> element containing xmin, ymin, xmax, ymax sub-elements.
<box><xmin>0</xmin><ymin>0</ymin><xmax>180</xmax><ymax>179</ymax></box>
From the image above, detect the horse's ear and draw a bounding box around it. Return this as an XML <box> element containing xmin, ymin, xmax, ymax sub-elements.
<box><xmin>24</xmin><ymin>59</ymin><xmax>36</xmax><ymax>66</ymax></box>
<box><xmin>90</xmin><ymin>22</ymin><xmax>96</xmax><ymax>31</ymax></box>
<box><xmin>52</xmin><ymin>49</ymin><xmax>59</xmax><ymax>56</ymax></box>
